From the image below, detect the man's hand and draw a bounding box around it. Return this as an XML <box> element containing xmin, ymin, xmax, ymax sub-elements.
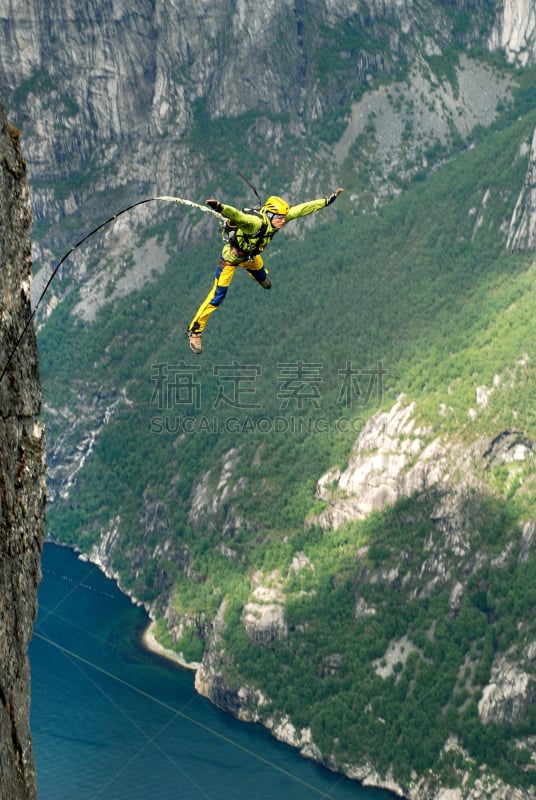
<box><xmin>206</xmin><ymin>198</ymin><xmax>223</xmax><ymax>213</ymax></box>
<box><xmin>326</xmin><ymin>187</ymin><xmax>344</xmax><ymax>206</ymax></box>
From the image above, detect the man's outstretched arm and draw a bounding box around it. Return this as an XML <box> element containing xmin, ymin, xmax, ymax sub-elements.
<box><xmin>286</xmin><ymin>188</ymin><xmax>344</xmax><ymax>221</ymax></box>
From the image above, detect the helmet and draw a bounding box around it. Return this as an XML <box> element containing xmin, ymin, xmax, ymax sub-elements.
<box><xmin>264</xmin><ymin>196</ymin><xmax>289</xmax><ymax>215</ymax></box>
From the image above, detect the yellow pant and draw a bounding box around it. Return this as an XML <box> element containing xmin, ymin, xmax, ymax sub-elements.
<box><xmin>188</xmin><ymin>254</ymin><xmax>267</xmax><ymax>333</ymax></box>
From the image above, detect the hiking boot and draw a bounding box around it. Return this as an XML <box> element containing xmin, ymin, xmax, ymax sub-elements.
<box><xmin>187</xmin><ymin>330</ymin><xmax>203</xmax><ymax>354</ymax></box>
<box><xmin>260</xmin><ymin>277</ymin><xmax>272</xmax><ymax>289</ymax></box>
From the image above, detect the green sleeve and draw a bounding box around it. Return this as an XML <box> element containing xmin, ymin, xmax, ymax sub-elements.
<box><xmin>221</xmin><ymin>204</ymin><xmax>263</xmax><ymax>234</ymax></box>
<box><xmin>285</xmin><ymin>198</ymin><xmax>327</xmax><ymax>221</ymax></box>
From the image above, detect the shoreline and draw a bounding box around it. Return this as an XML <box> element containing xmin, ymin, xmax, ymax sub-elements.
<box><xmin>141</xmin><ymin>620</ymin><xmax>201</xmax><ymax>672</ymax></box>
<box><xmin>46</xmin><ymin>539</ymin><xmax>201</xmax><ymax>674</ymax></box>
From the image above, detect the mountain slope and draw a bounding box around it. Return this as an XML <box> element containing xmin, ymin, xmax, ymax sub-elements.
<box><xmin>35</xmin><ymin>103</ymin><xmax>536</xmax><ymax>798</ymax></box>
<box><xmin>3</xmin><ymin>1</ymin><xmax>536</xmax><ymax>797</ymax></box>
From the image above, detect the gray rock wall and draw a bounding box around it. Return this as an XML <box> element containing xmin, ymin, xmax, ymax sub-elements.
<box><xmin>2</xmin><ymin>0</ymin><xmax>532</xmax><ymax>226</ymax></box>
<box><xmin>0</xmin><ymin>93</ymin><xmax>45</xmax><ymax>800</ymax></box>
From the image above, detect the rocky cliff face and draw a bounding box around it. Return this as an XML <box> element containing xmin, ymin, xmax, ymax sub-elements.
<box><xmin>1</xmin><ymin>0</ymin><xmax>535</xmax><ymax>237</ymax></box>
<box><xmin>489</xmin><ymin>0</ymin><xmax>536</xmax><ymax>65</ymax></box>
<box><xmin>0</xmin><ymin>95</ymin><xmax>45</xmax><ymax>800</ymax></box>
<box><xmin>507</xmin><ymin>126</ymin><xmax>536</xmax><ymax>250</ymax></box>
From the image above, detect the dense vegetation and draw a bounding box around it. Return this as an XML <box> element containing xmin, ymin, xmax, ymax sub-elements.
<box><xmin>37</xmin><ymin>53</ymin><xmax>536</xmax><ymax>793</ymax></box>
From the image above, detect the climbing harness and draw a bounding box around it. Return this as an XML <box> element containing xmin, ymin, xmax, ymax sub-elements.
<box><xmin>222</xmin><ymin>208</ymin><xmax>270</xmax><ymax>260</ymax></box>
<box><xmin>221</xmin><ymin>172</ymin><xmax>280</xmax><ymax>260</ymax></box>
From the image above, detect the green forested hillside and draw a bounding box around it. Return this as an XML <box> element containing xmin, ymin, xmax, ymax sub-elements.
<box><xmin>38</xmin><ymin>97</ymin><xmax>536</xmax><ymax>792</ymax></box>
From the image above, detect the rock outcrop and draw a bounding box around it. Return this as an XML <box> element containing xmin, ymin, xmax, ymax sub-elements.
<box><xmin>507</xmin><ymin>126</ymin><xmax>536</xmax><ymax>251</ymax></box>
<box><xmin>242</xmin><ymin>570</ymin><xmax>288</xmax><ymax>644</ymax></box>
<box><xmin>489</xmin><ymin>0</ymin><xmax>536</xmax><ymax>66</ymax></box>
<box><xmin>0</xmin><ymin>94</ymin><xmax>45</xmax><ymax>800</ymax></box>
<box><xmin>314</xmin><ymin>396</ymin><xmax>453</xmax><ymax>531</ymax></box>
<box><xmin>478</xmin><ymin>649</ymin><xmax>536</xmax><ymax>725</ymax></box>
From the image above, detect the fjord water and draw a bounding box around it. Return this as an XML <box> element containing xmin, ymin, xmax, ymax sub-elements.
<box><xmin>30</xmin><ymin>543</ymin><xmax>396</xmax><ymax>800</ymax></box>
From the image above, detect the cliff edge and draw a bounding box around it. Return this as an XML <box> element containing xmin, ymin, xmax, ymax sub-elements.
<box><xmin>0</xmin><ymin>94</ymin><xmax>45</xmax><ymax>800</ymax></box>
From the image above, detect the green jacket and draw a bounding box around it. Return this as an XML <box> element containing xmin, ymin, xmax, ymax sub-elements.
<box><xmin>220</xmin><ymin>198</ymin><xmax>329</xmax><ymax>263</ymax></box>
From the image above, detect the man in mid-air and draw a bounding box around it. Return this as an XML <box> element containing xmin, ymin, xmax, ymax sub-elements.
<box><xmin>186</xmin><ymin>188</ymin><xmax>344</xmax><ymax>354</ymax></box>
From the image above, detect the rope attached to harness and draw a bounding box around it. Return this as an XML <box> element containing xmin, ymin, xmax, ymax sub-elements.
<box><xmin>0</xmin><ymin>196</ymin><xmax>222</xmax><ymax>383</ymax></box>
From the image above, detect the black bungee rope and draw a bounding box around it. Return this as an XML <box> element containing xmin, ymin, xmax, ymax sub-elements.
<box><xmin>0</xmin><ymin>195</ymin><xmax>222</xmax><ymax>384</ymax></box>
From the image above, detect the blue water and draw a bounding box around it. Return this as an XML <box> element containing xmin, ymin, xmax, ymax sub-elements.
<box><xmin>30</xmin><ymin>543</ymin><xmax>397</xmax><ymax>800</ymax></box>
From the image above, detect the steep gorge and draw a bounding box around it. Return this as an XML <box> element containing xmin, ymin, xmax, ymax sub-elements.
<box><xmin>2</xmin><ymin>1</ymin><xmax>536</xmax><ymax>798</ymax></box>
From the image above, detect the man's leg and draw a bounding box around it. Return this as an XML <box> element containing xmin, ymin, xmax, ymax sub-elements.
<box><xmin>187</xmin><ymin>259</ymin><xmax>236</xmax><ymax>353</ymax></box>
<box><xmin>245</xmin><ymin>255</ymin><xmax>271</xmax><ymax>289</ymax></box>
